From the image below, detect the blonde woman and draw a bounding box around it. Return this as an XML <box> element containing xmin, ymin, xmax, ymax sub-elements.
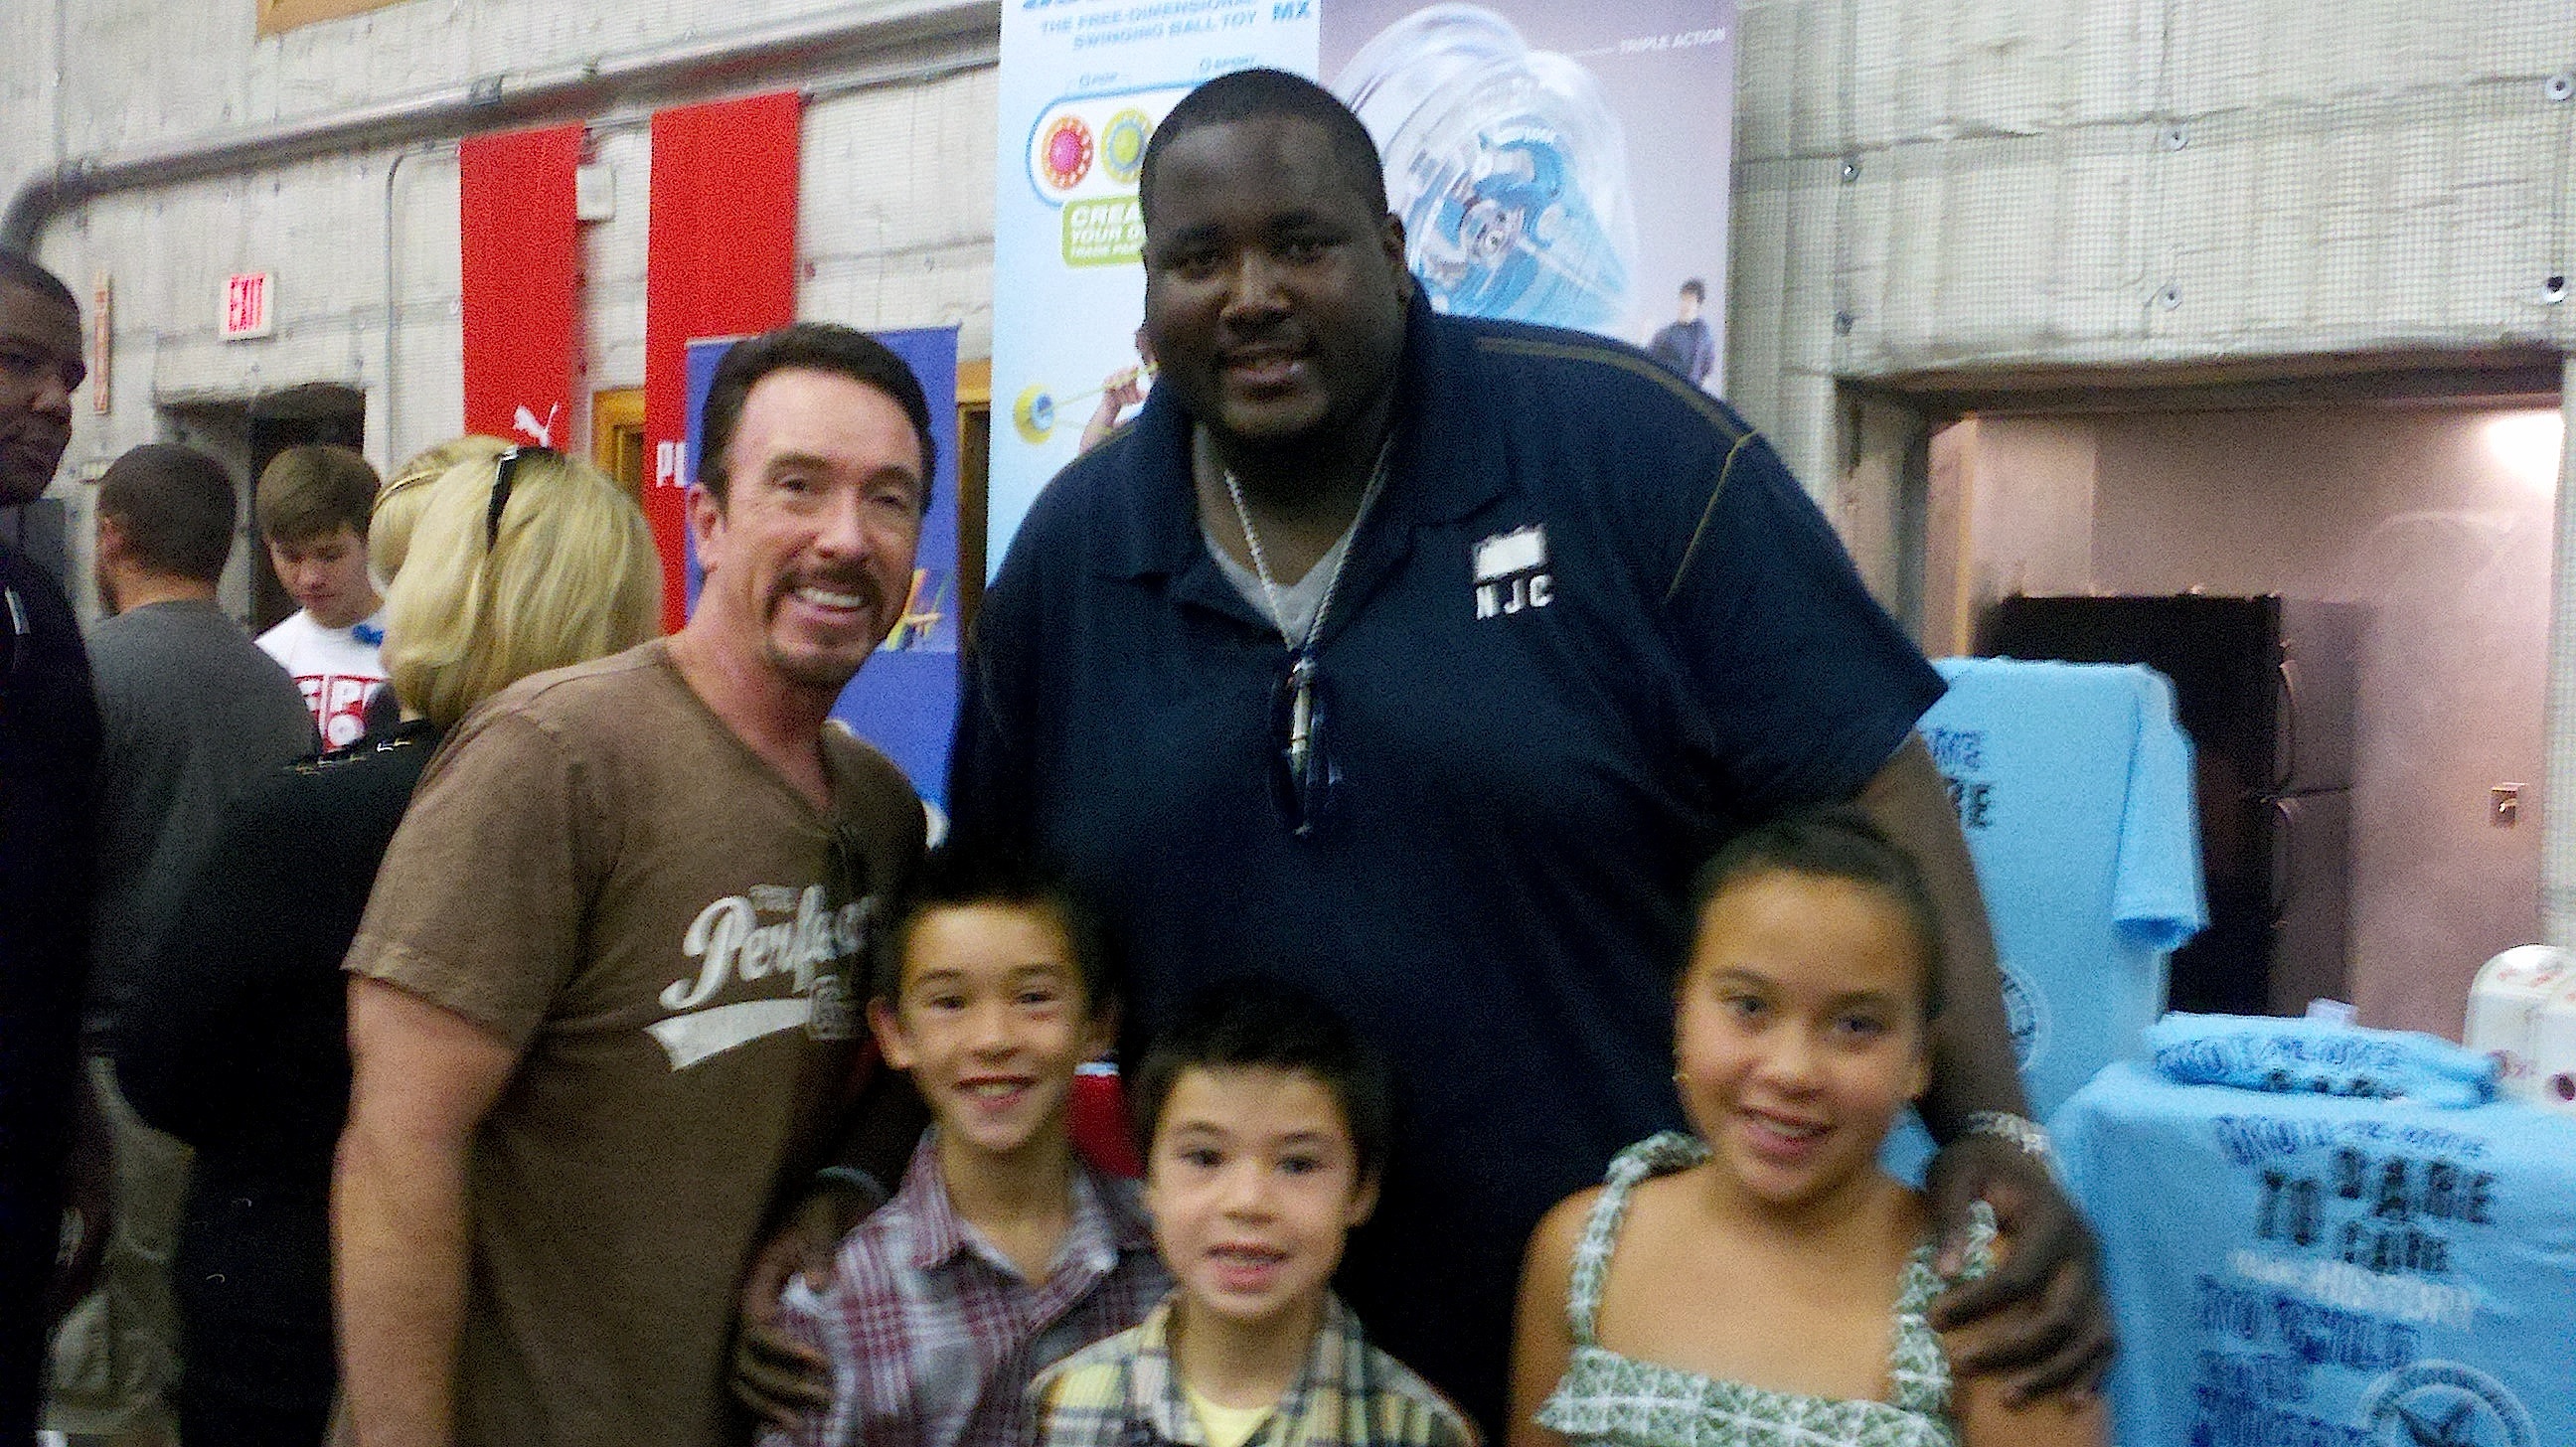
<box><xmin>369</xmin><ymin>433</ymin><xmax>509</xmax><ymax>587</ymax></box>
<box><xmin>353</xmin><ymin>434</ymin><xmax>509</xmax><ymax>736</ymax></box>
<box><xmin>114</xmin><ymin>449</ymin><xmax>658</xmax><ymax>1447</ymax></box>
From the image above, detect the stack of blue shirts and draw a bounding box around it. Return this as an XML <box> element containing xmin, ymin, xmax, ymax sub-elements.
<box><xmin>2055</xmin><ymin>1013</ymin><xmax>2576</xmax><ymax>1447</ymax></box>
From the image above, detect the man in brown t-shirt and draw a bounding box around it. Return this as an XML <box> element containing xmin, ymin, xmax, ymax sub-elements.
<box><xmin>335</xmin><ymin>325</ymin><xmax>939</xmax><ymax>1447</ymax></box>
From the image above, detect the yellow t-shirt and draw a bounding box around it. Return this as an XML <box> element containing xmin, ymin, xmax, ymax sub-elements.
<box><xmin>1184</xmin><ymin>1382</ymin><xmax>1276</xmax><ymax>1447</ymax></box>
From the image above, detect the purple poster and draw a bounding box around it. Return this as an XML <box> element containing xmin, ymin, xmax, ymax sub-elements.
<box><xmin>684</xmin><ymin>328</ymin><xmax>963</xmax><ymax>823</ymax></box>
<box><xmin>1320</xmin><ymin>0</ymin><xmax>1736</xmax><ymax>389</ymax></box>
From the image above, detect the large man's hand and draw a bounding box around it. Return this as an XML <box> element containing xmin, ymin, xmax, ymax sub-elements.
<box><xmin>1923</xmin><ymin>1134</ymin><xmax>2114</xmax><ymax>1403</ymax></box>
<box><xmin>730</xmin><ymin>1187</ymin><xmax>867</xmax><ymax>1432</ymax></box>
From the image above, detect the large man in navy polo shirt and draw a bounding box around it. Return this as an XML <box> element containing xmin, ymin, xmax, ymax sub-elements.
<box><xmin>950</xmin><ymin>70</ymin><xmax>2106</xmax><ymax>1426</ymax></box>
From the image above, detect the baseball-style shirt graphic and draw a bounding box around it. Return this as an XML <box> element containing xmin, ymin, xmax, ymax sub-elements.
<box><xmin>257</xmin><ymin>609</ymin><xmax>388</xmax><ymax>748</ymax></box>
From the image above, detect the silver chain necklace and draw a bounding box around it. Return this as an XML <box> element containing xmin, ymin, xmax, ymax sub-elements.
<box><xmin>1220</xmin><ymin>449</ymin><xmax>1388</xmax><ymax>654</ymax></box>
<box><xmin>1220</xmin><ymin>438</ymin><xmax>1392</xmax><ymax>811</ymax></box>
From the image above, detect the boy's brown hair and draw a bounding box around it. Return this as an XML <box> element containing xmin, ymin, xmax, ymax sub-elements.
<box><xmin>1130</xmin><ymin>977</ymin><xmax>1392</xmax><ymax>1183</ymax></box>
<box><xmin>875</xmin><ymin>845</ymin><xmax>1114</xmax><ymax>1010</ymax></box>
<box><xmin>254</xmin><ymin>444</ymin><xmax>380</xmax><ymax>544</ymax></box>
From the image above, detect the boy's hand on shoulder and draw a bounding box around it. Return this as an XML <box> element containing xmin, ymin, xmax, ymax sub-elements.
<box><xmin>733</xmin><ymin>1185</ymin><xmax>873</xmax><ymax>1430</ymax></box>
<box><xmin>1923</xmin><ymin>1135</ymin><xmax>2114</xmax><ymax>1405</ymax></box>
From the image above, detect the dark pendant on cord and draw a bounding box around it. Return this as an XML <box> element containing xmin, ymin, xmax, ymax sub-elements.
<box><xmin>1269</xmin><ymin>651</ymin><xmax>1338</xmax><ymax>839</ymax></box>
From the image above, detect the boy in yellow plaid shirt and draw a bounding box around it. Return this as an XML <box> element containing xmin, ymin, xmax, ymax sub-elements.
<box><xmin>1031</xmin><ymin>979</ymin><xmax>1474</xmax><ymax>1447</ymax></box>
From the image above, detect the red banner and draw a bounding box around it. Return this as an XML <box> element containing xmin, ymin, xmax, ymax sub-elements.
<box><xmin>644</xmin><ymin>91</ymin><xmax>803</xmax><ymax>632</ymax></box>
<box><xmin>458</xmin><ymin>123</ymin><xmax>582</xmax><ymax>451</ymax></box>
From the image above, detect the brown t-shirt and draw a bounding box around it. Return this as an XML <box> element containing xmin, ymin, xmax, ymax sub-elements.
<box><xmin>348</xmin><ymin>641</ymin><xmax>924</xmax><ymax>1447</ymax></box>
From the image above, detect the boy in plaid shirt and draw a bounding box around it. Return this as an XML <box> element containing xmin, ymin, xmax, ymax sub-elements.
<box><xmin>1032</xmin><ymin>980</ymin><xmax>1474</xmax><ymax>1447</ymax></box>
<box><xmin>759</xmin><ymin>850</ymin><xmax>1166</xmax><ymax>1447</ymax></box>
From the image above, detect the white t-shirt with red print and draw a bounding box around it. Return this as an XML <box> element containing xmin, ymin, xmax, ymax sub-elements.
<box><xmin>257</xmin><ymin>610</ymin><xmax>387</xmax><ymax>749</ymax></box>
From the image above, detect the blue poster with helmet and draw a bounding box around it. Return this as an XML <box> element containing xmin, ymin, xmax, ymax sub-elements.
<box><xmin>1324</xmin><ymin>0</ymin><xmax>1736</xmax><ymax>350</ymax></box>
<box><xmin>2054</xmin><ymin>1015</ymin><xmax>2576</xmax><ymax>1447</ymax></box>
<box><xmin>682</xmin><ymin>327</ymin><xmax>962</xmax><ymax>830</ymax></box>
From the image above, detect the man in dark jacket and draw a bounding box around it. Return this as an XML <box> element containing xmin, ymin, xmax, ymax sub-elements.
<box><xmin>0</xmin><ymin>247</ymin><xmax>98</xmax><ymax>1445</ymax></box>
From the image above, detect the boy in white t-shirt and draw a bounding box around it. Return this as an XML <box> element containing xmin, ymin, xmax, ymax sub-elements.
<box><xmin>253</xmin><ymin>444</ymin><xmax>386</xmax><ymax>747</ymax></box>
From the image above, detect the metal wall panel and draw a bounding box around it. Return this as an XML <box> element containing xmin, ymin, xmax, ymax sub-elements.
<box><xmin>1736</xmin><ymin>0</ymin><xmax>2576</xmax><ymax>494</ymax></box>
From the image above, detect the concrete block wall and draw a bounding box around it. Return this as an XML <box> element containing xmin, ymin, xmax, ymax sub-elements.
<box><xmin>1730</xmin><ymin>0</ymin><xmax>2576</xmax><ymax>484</ymax></box>
<box><xmin>796</xmin><ymin>67</ymin><xmax>999</xmax><ymax>344</ymax></box>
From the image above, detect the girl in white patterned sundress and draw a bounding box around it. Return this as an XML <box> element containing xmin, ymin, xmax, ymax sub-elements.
<box><xmin>1506</xmin><ymin>810</ymin><xmax>2104</xmax><ymax>1447</ymax></box>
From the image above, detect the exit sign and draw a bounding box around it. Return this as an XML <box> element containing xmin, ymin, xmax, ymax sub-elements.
<box><xmin>223</xmin><ymin>272</ymin><xmax>273</xmax><ymax>340</ymax></box>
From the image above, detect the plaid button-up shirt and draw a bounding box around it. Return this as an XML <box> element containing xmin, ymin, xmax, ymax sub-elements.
<box><xmin>1030</xmin><ymin>1293</ymin><xmax>1476</xmax><ymax>1447</ymax></box>
<box><xmin>764</xmin><ymin>1133</ymin><xmax>1168</xmax><ymax>1447</ymax></box>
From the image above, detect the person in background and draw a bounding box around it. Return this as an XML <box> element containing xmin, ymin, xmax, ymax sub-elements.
<box><xmin>1076</xmin><ymin>329</ymin><xmax>1155</xmax><ymax>456</ymax></box>
<box><xmin>336</xmin><ymin>326</ymin><xmax>932</xmax><ymax>1447</ymax></box>
<box><xmin>84</xmin><ymin>444</ymin><xmax>318</xmax><ymax>992</ymax></box>
<box><xmin>55</xmin><ymin>442</ymin><xmax>315</xmax><ymax>1447</ymax></box>
<box><xmin>116</xmin><ymin>447</ymin><xmax>660</xmax><ymax>1447</ymax></box>
<box><xmin>752</xmin><ymin>847</ymin><xmax>1164</xmax><ymax>1447</ymax></box>
<box><xmin>1645</xmin><ymin>278</ymin><xmax>1715</xmax><ymax>389</ymax></box>
<box><xmin>1511</xmin><ymin>810</ymin><xmax>2105</xmax><ymax>1447</ymax></box>
<box><xmin>367</xmin><ymin>435</ymin><xmax>510</xmax><ymax>586</ymax></box>
<box><xmin>1032</xmin><ymin>979</ymin><xmax>1473</xmax><ymax>1447</ymax></box>
<box><xmin>254</xmin><ymin>443</ymin><xmax>387</xmax><ymax>747</ymax></box>
<box><xmin>0</xmin><ymin>247</ymin><xmax>98</xmax><ymax>1447</ymax></box>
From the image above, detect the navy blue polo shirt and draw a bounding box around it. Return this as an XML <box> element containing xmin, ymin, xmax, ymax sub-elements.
<box><xmin>951</xmin><ymin>306</ymin><xmax>1944</xmax><ymax>1425</ymax></box>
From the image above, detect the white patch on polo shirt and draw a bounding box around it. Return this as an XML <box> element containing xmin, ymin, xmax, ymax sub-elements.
<box><xmin>1474</xmin><ymin>525</ymin><xmax>1553</xmax><ymax>619</ymax></box>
